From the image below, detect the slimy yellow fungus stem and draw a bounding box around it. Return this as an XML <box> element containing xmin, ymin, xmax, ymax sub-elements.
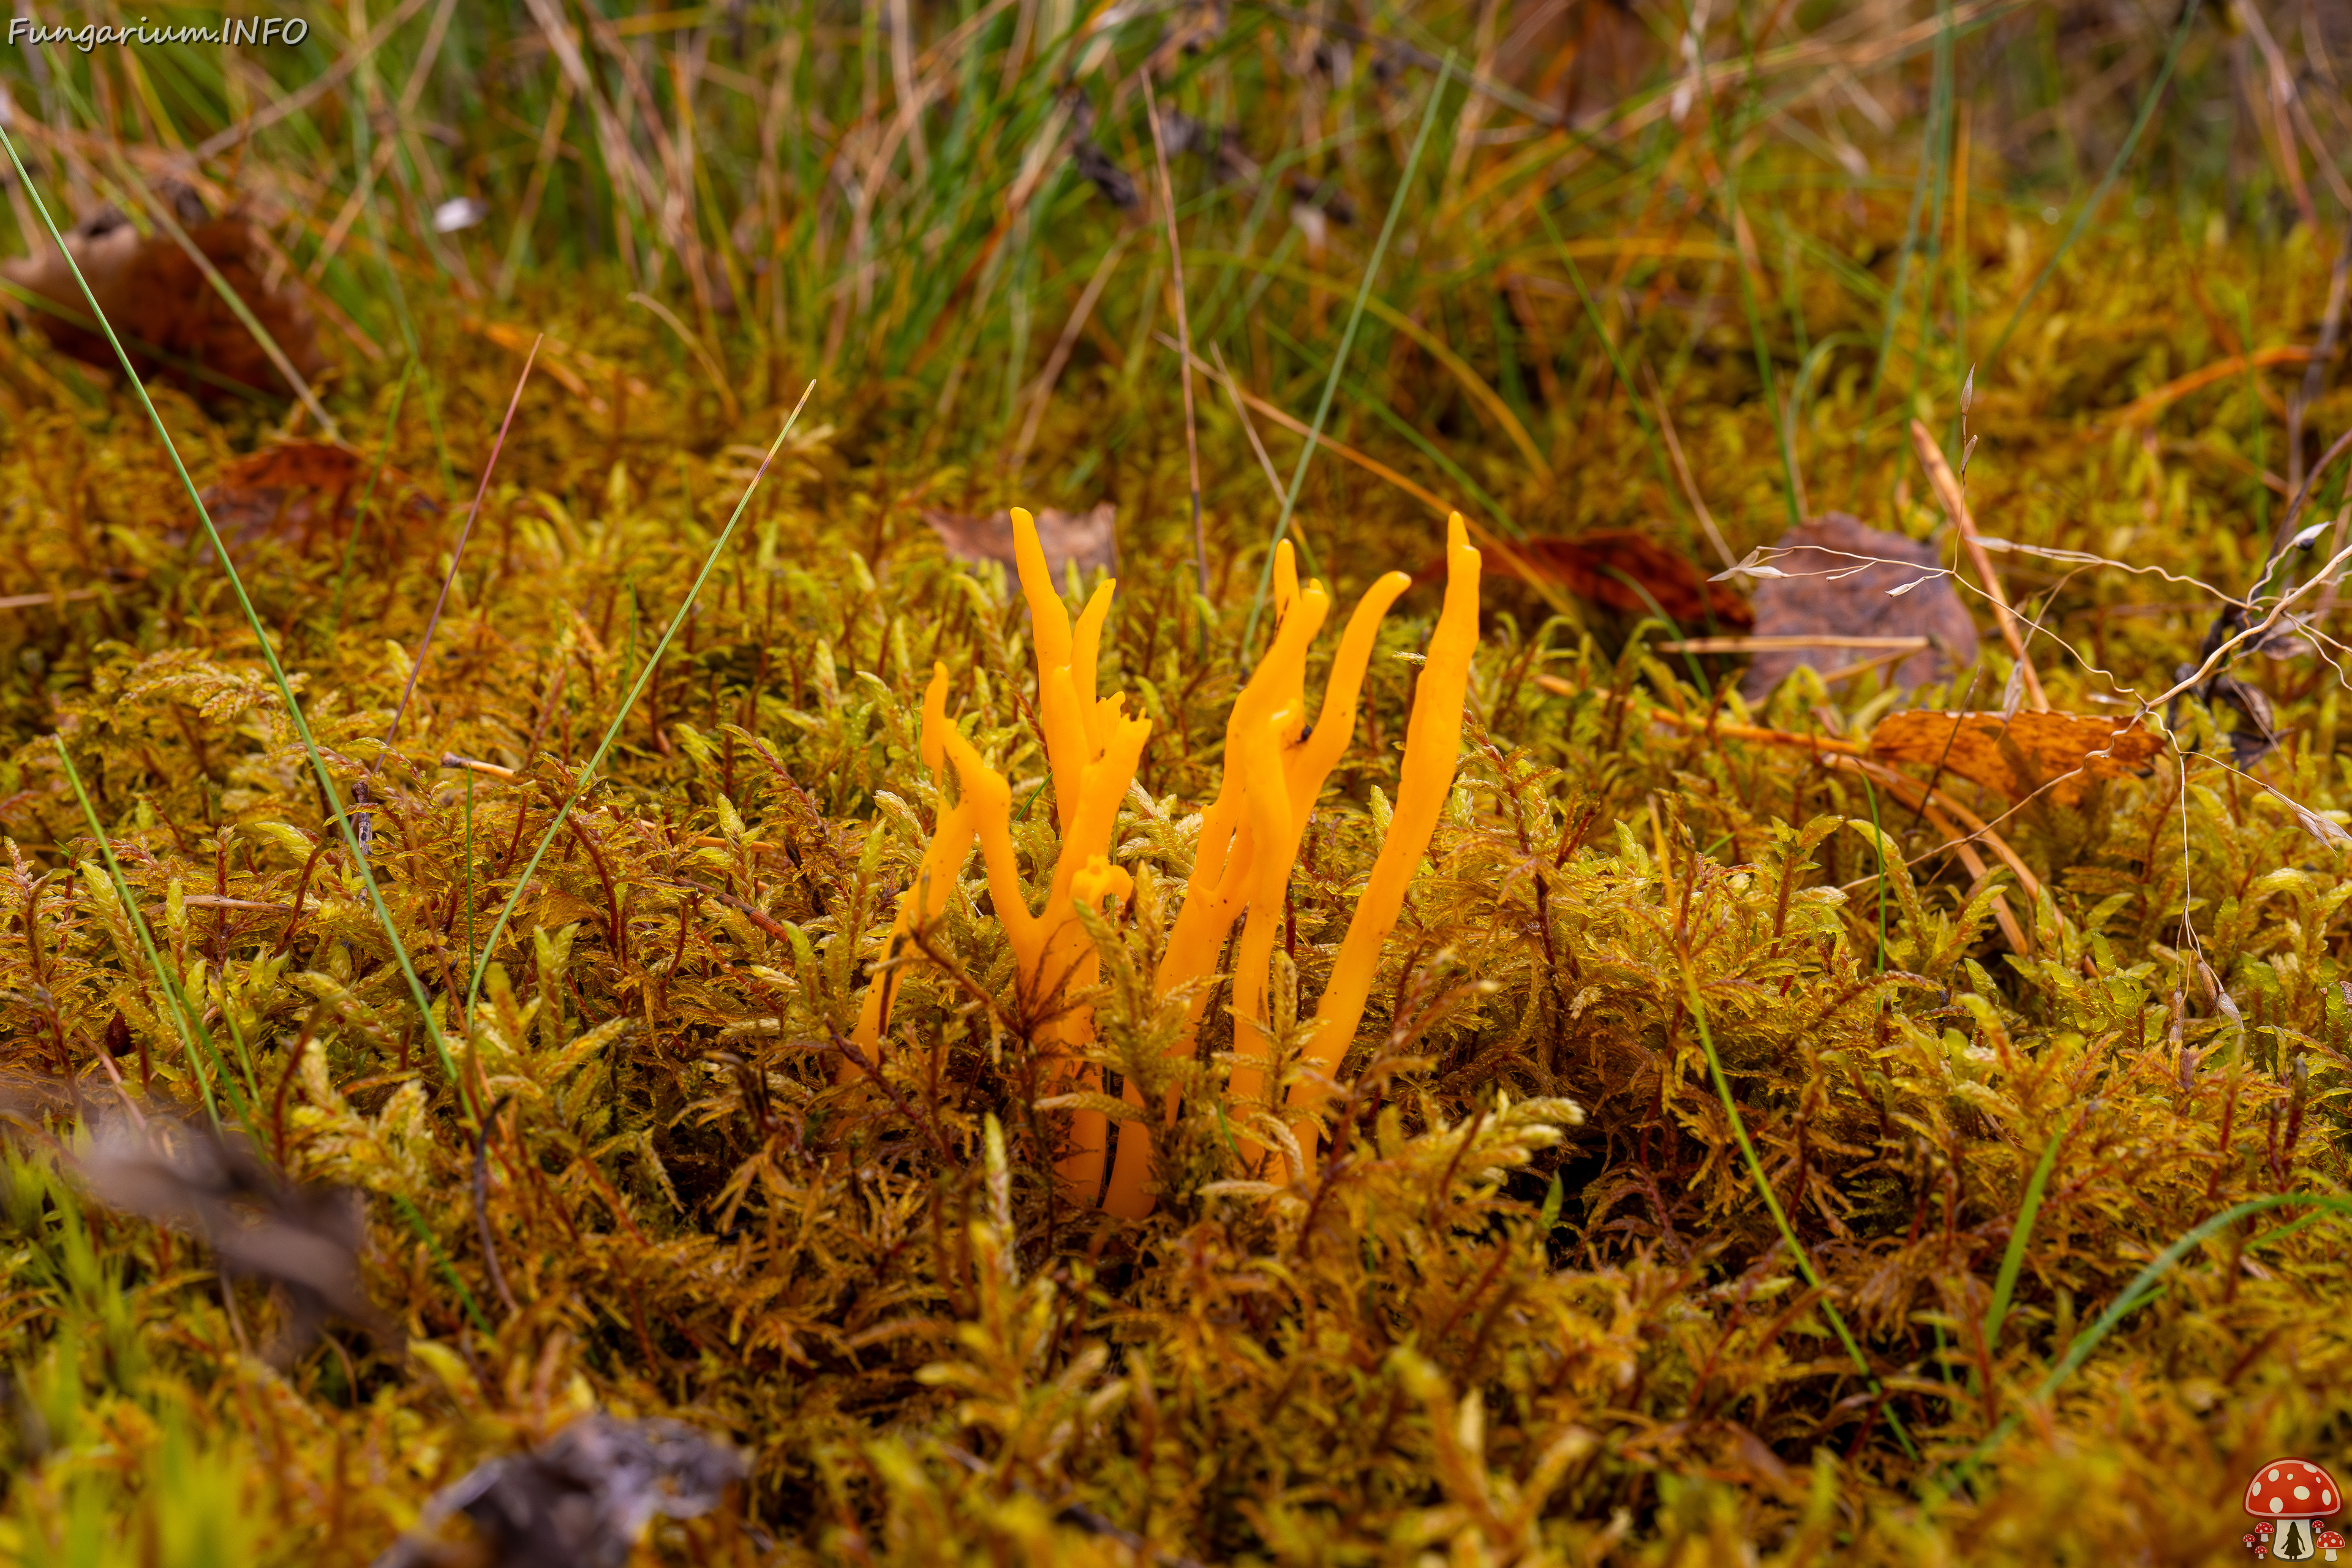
<box><xmin>1285</xmin><ymin>514</ymin><xmax>1480</xmax><ymax>1183</ymax></box>
<box><xmin>913</xmin><ymin>508</ymin><xmax>1150</xmax><ymax>1202</ymax></box>
<box><xmin>860</xmin><ymin>511</ymin><xmax>1468</xmax><ymax>1215</ymax></box>
<box><xmin>843</xmin><ymin>663</ymin><xmax>976</xmax><ymax>1084</ymax></box>
<box><xmin>1101</xmin><ymin>543</ymin><xmax>1414</xmax><ymax>1216</ymax></box>
<box><xmin>1014</xmin><ymin>506</ymin><xmax>1102</xmax><ymax>838</ymax></box>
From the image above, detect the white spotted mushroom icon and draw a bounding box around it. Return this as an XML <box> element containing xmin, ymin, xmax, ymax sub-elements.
<box><xmin>2244</xmin><ymin>1458</ymin><xmax>2345</xmax><ymax>1561</ymax></box>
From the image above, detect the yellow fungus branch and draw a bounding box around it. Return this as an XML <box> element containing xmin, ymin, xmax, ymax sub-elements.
<box><xmin>1101</xmin><ymin>541</ymin><xmax>1419</xmax><ymax>1216</ymax></box>
<box><xmin>1286</xmin><ymin>514</ymin><xmax>1482</xmax><ymax>1183</ymax></box>
<box><xmin>858</xmin><ymin>511</ymin><xmax>1475</xmax><ymax>1215</ymax></box>
<box><xmin>843</xmin><ymin>663</ymin><xmax>975</xmax><ymax>1084</ymax></box>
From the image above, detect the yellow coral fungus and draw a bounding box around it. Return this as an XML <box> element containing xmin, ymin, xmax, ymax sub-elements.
<box><xmin>1286</xmin><ymin>513</ymin><xmax>1481</xmax><ymax>1182</ymax></box>
<box><xmin>1100</xmin><ymin>519</ymin><xmax>1474</xmax><ymax>1216</ymax></box>
<box><xmin>853</xmin><ymin>510</ymin><xmax>1477</xmax><ymax>1212</ymax></box>
<box><xmin>842</xmin><ymin>663</ymin><xmax>976</xmax><ymax>1081</ymax></box>
<box><xmin>848</xmin><ymin>510</ymin><xmax>1148</xmax><ymax>1199</ymax></box>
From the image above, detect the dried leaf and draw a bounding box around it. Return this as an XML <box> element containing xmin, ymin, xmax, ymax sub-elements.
<box><xmin>1869</xmin><ymin>709</ymin><xmax>2164</xmax><ymax>805</ymax></box>
<box><xmin>192</xmin><ymin>440</ymin><xmax>434</xmax><ymax>546</ymax></box>
<box><xmin>1</xmin><ymin>198</ymin><xmax>326</xmax><ymax>402</ymax></box>
<box><xmin>922</xmin><ymin>503</ymin><xmax>1118</xmax><ymax>579</ymax></box>
<box><xmin>2268</xmin><ymin>785</ymin><xmax>2352</xmax><ymax>852</ymax></box>
<box><xmin>1460</xmin><ymin>530</ymin><xmax>1752</xmax><ymax>630</ymax></box>
<box><xmin>1741</xmin><ymin>512</ymin><xmax>1979</xmax><ymax>699</ymax></box>
<box><xmin>70</xmin><ymin>1113</ymin><xmax>389</xmax><ymax>1362</ymax></box>
<box><xmin>219</xmin><ymin>440</ymin><xmax>369</xmax><ymax>492</ymax></box>
<box><xmin>369</xmin><ymin>1414</ymin><xmax>743</xmax><ymax>1568</ymax></box>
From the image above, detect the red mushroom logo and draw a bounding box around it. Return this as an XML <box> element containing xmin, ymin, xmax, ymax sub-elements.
<box><xmin>2244</xmin><ymin>1459</ymin><xmax>2344</xmax><ymax>1561</ymax></box>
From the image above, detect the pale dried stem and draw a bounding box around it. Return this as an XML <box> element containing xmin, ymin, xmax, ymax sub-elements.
<box><xmin>1644</xmin><ymin>364</ymin><xmax>1740</xmax><ymax>571</ymax></box>
<box><xmin>1911</xmin><ymin>417</ymin><xmax>2047</xmax><ymax>711</ymax></box>
<box><xmin>1013</xmin><ymin>234</ymin><xmax>1129</xmax><ymax>467</ymax></box>
<box><xmin>1144</xmin><ymin>74</ymin><xmax>1208</xmax><ymax>595</ymax></box>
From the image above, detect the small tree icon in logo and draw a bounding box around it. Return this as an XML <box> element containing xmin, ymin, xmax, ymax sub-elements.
<box><xmin>2244</xmin><ymin>1460</ymin><xmax>2345</xmax><ymax>1561</ymax></box>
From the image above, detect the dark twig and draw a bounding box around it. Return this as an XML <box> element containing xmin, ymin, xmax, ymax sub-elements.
<box><xmin>473</xmin><ymin>1094</ymin><xmax>519</xmax><ymax>1317</ymax></box>
<box><xmin>2288</xmin><ymin>213</ymin><xmax>2352</xmax><ymax>496</ymax></box>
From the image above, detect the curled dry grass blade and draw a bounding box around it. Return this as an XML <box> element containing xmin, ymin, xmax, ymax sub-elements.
<box><xmin>462</xmin><ymin>380</ymin><xmax>816</xmax><ymax>1023</ymax></box>
<box><xmin>0</xmin><ymin>122</ymin><xmax>470</xmax><ymax>1123</ymax></box>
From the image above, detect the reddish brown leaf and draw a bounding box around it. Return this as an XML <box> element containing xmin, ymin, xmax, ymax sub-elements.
<box><xmin>220</xmin><ymin>440</ymin><xmax>369</xmax><ymax>492</ymax></box>
<box><xmin>1869</xmin><ymin>709</ymin><xmax>2163</xmax><ymax>805</ymax></box>
<box><xmin>2</xmin><ymin>202</ymin><xmax>326</xmax><ymax>403</ymax></box>
<box><xmin>1430</xmin><ymin>530</ymin><xmax>1752</xmax><ymax>630</ymax></box>
<box><xmin>922</xmin><ymin>503</ymin><xmax>1118</xmax><ymax>579</ymax></box>
<box><xmin>195</xmin><ymin>441</ymin><xmax>431</xmax><ymax>547</ymax></box>
<box><xmin>1741</xmin><ymin>512</ymin><xmax>1978</xmax><ymax>698</ymax></box>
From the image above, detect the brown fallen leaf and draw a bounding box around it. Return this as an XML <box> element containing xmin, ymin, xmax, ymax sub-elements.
<box><xmin>1869</xmin><ymin>709</ymin><xmax>2163</xmax><ymax>806</ymax></box>
<box><xmin>1476</xmin><ymin>530</ymin><xmax>1752</xmax><ymax>630</ymax></box>
<box><xmin>1739</xmin><ymin>512</ymin><xmax>1978</xmax><ymax>699</ymax></box>
<box><xmin>69</xmin><ymin>1110</ymin><xmax>391</xmax><ymax>1365</ymax></box>
<box><xmin>369</xmin><ymin>1413</ymin><xmax>744</xmax><ymax>1568</ymax></box>
<box><xmin>923</xmin><ymin>503</ymin><xmax>1118</xmax><ymax>579</ymax></box>
<box><xmin>194</xmin><ymin>439</ymin><xmax>434</xmax><ymax>549</ymax></box>
<box><xmin>218</xmin><ymin>439</ymin><xmax>371</xmax><ymax>491</ymax></box>
<box><xmin>1</xmin><ymin>195</ymin><xmax>327</xmax><ymax>402</ymax></box>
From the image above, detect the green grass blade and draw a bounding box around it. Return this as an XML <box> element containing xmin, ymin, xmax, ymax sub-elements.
<box><xmin>1242</xmin><ymin>55</ymin><xmax>1453</xmax><ymax>651</ymax></box>
<box><xmin>0</xmin><ymin>123</ymin><xmax>468</xmax><ymax>1123</ymax></box>
<box><xmin>390</xmin><ymin>1192</ymin><xmax>493</xmax><ymax>1336</ymax></box>
<box><xmin>1977</xmin><ymin>0</ymin><xmax>2204</xmax><ymax>377</ymax></box>
<box><xmin>1685</xmin><ymin>981</ymin><xmax>1919</xmax><ymax>1461</ymax></box>
<box><xmin>1948</xmin><ymin>1192</ymin><xmax>2352</xmax><ymax>1492</ymax></box>
<box><xmin>1536</xmin><ymin>203</ymin><xmax>1679</xmax><ymax>516</ymax></box>
<box><xmin>52</xmin><ymin>738</ymin><xmax>246</xmax><ymax>1129</ymax></box>
<box><xmin>464</xmin><ymin>383</ymin><xmax>817</xmax><ymax>1022</ymax></box>
<box><xmin>1982</xmin><ymin>1115</ymin><xmax>2071</xmax><ymax>1356</ymax></box>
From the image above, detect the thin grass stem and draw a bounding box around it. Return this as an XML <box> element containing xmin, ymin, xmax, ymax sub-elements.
<box><xmin>0</xmin><ymin>123</ymin><xmax>469</xmax><ymax>1124</ymax></box>
<box><xmin>1243</xmin><ymin>56</ymin><xmax>1453</xmax><ymax>650</ymax></box>
<box><xmin>379</xmin><ymin>338</ymin><xmax>541</xmax><ymax>764</ymax></box>
<box><xmin>1945</xmin><ymin>1191</ymin><xmax>2352</xmax><ymax>1493</ymax></box>
<box><xmin>465</xmin><ymin>384</ymin><xmax>816</xmax><ymax>1022</ymax></box>
<box><xmin>1144</xmin><ymin>74</ymin><xmax>1208</xmax><ymax>596</ymax></box>
<box><xmin>331</xmin><ymin>356</ymin><xmax>417</xmax><ymax>638</ymax></box>
<box><xmin>1684</xmin><ymin>981</ymin><xmax>1919</xmax><ymax>1461</ymax></box>
<box><xmin>1978</xmin><ymin>0</ymin><xmax>2205</xmax><ymax>377</ymax></box>
<box><xmin>53</xmin><ymin>738</ymin><xmax>244</xmax><ymax>1128</ymax></box>
<box><xmin>1981</xmin><ymin>1114</ymin><xmax>2072</xmax><ymax>1357</ymax></box>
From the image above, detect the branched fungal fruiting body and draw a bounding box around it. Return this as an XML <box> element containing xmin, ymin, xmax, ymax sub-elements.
<box><xmin>854</xmin><ymin>509</ymin><xmax>1480</xmax><ymax>1212</ymax></box>
<box><xmin>848</xmin><ymin>510</ymin><xmax>1147</xmax><ymax>1199</ymax></box>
